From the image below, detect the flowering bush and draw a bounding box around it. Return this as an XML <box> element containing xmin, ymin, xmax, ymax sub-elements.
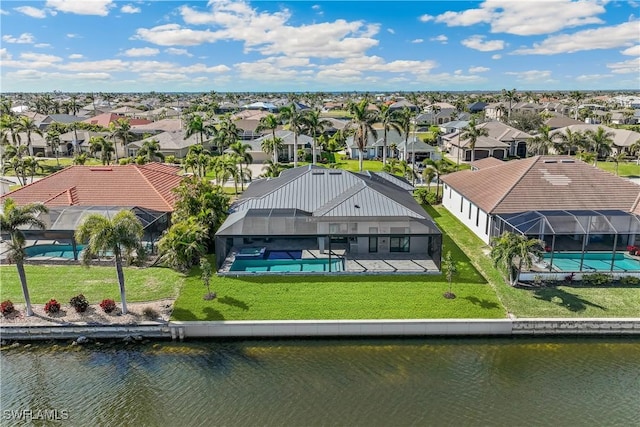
<box><xmin>69</xmin><ymin>294</ymin><xmax>89</xmax><ymax>313</ymax></box>
<box><xmin>1</xmin><ymin>300</ymin><xmax>15</xmax><ymax>316</ymax></box>
<box><xmin>44</xmin><ymin>299</ymin><xmax>61</xmax><ymax>315</ymax></box>
<box><xmin>99</xmin><ymin>298</ymin><xmax>116</xmax><ymax>313</ymax></box>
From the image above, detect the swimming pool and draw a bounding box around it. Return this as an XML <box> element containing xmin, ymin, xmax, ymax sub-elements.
<box><xmin>24</xmin><ymin>244</ymin><xmax>85</xmax><ymax>259</ymax></box>
<box><xmin>230</xmin><ymin>258</ymin><xmax>344</xmax><ymax>273</ymax></box>
<box><xmin>544</xmin><ymin>252</ymin><xmax>640</xmax><ymax>272</ymax></box>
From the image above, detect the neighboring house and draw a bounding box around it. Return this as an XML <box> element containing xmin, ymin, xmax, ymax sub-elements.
<box><xmin>131</xmin><ymin>118</ymin><xmax>184</xmax><ymax>135</ymax></box>
<box><xmin>109</xmin><ymin>106</ymin><xmax>145</xmax><ymax>118</ymax></box>
<box><xmin>82</xmin><ymin>113</ymin><xmax>152</xmax><ymax>128</ymax></box>
<box><xmin>389</xmin><ymin>99</ymin><xmax>419</xmax><ymax>112</ymax></box>
<box><xmin>59</xmin><ymin>130</ymin><xmax>110</xmax><ymax>155</ymax></box>
<box><xmin>467</xmin><ymin>102</ymin><xmax>488</xmax><ymax>114</ymax></box>
<box><xmin>241</xmin><ymin>101</ymin><xmax>278</xmax><ymax>112</ymax></box>
<box><xmin>440</xmin><ymin>156</ymin><xmax>640</xmax><ymax>248</ymax></box>
<box><xmin>439</xmin><ymin>120</ymin><xmax>469</xmax><ymax>135</ymax></box>
<box><xmin>442</xmin><ymin>121</ymin><xmax>532</xmax><ymax>161</ymax></box>
<box><xmin>214</xmin><ymin>165</ymin><xmax>442</xmax><ymax>273</ymax></box>
<box><xmin>0</xmin><ymin>177</ymin><xmax>14</xmax><ymax>195</ymax></box>
<box><xmin>249</xmin><ymin>130</ymin><xmax>314</xmax><ymax>162</ymax></box>
<box><xmin>549</xmin><ymin>125</ymin><xmax>640</xmax><ymax>155</ymax></box>
<box><xmin>544</xmin><ymin>116</ymin><xmax>584</xmax><ymax>130</ymax></box>
<box><xmin>127</xmin><ymin>131</ymin><xmax>199</xmax><ymax>159</ymax></box>
<box><xmin>0</xmin><ymin>163</ymin><xmax>184</xmax><ymax>251</ymax></box>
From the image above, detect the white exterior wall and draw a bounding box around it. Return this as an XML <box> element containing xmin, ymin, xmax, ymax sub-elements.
<box><xmin>442</xmin><ymin>184</ymin><xmax>492</xmax><ymax>244</ymax></box>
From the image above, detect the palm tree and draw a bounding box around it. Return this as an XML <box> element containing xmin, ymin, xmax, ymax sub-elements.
<box><xmin>158</xmin><ymin>217</ymin><xmax>208</xmax><ymax>273</ymax></box>
<box><xmin>501</xmin><ymin>88</ymin><xmax>518</xmax><ymax>119</ymax></box>
<box><xmin>184</xmin><ymin>114</ymin><xmax>215</xmax><ymax>146</ymax></box>
<box><xmin>88</xmin><ymin>136</ymin><xmax>114</xmax><ymax>165</ymax></box>
<box><xmin>184</xmin><ymin>144</ymin><xmax>210</xmax><ymax>178</ymax></box>
<box><xmin>378</xmin><ymin>104</ymin><xmax>402</xmax><ymax>165</ymax></box>
<box><xmin>528</xmin><ymin>125</ymin><xmax>554</xmax><ymax>156</ymax></box>
<box><xmin>137</xmin><ymin>139</ymin><xmax>165</xmax><ymax>163</ymax></box>
<box><xmin>75</xmin><ymin>211</ymin><xmax>144</xmax><ymax>314</ymax></box>
<box><xmin>261</xmin><ymin>159</ymin><xmax>288</xmax><ymax>178</ymax></box>
<box><xmin>585</xmin><ymin>126</ymin><xmax>614</xmax><ymax>167</ymax></box>
<box><xmin>569</xmin><ymin>91</ymin><xmax>585</xmax><ymax>120</ymax></box>
<box><xmin>229</xmin><ymin>141</ymin><xmax>253</xmax><ymax>191</ymax></box>
<box><xmin>423</xmin><ymin>158</ymin><xmax>453</xmax><ymax>202</ymax></box>
<box><xmin>301</xmin><ymin>109</ymin><xmax>331</xmax><ymax>165</ymax></box>
<box><xmin>347</xmin><ymin>99</ymin><xmax>378</xmax><ymax>172</ymax></box>
<box><xmin>255</xmin><ymin>113</ymin><xmax>280</xmax><ymax>162</ymax></box>
<box><xmin>608</xmin><ymin>152</ymin><xmax>627</xmax><ymax>176</ymax></box>
<box><xmin>261</xmin><ymin>136</ymin><xmax>284</xmax><ymax>164</ymax></box>
<box><xmin>553</xmin><ymin>128</ymin><xmax>584</xmax><ymax>155</ymax></box>
<box><xmin>278</xmin><ymin>104</ymin><xmax>305</xmax><ymax>166</ymax></box>
<box><xmin>0</xmin><ymin>198</ymin><xmax>49</xmax><ymax>316</ymax></box>
<box><xmin>630</xmin><ymin>139</ymin><xmax>640</xmax><ymax>166</ymax></box>
<box><xmin>45</xmin><ymin>130</ymin><xmax>61</xmax><ymax>166</ymax></box>
<box><xmin>15</xmin><ymin>116</ymin><xmax>43</xmax><ymax>157</ymax></box>
<box><xmin>109</xmin><ymin>118</ymin><xmax>134</xmax><ymax>161</ymax></box>
<box><xmin>490</xmin><ymin>232</ymin><xmax>544</xmax><ymax>286</ymax></box>
<box><xmin>460</xmin><ymin>117</ymin><xmax>489</xmax><ymax>163</ymax></box>
<box><xmin>214</xmin><ymin>115</ymin><xmax>240</xmax><ymax>154</ymax></box>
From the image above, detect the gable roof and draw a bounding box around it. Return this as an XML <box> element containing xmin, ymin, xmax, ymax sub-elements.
<box><xmin>549</xmin><ymin>125</ymin><xmax>640</xmax><ymax>147</ymax></box>
<box><xmin>82</xmin><ymin>113</ymin><xmax>151</xmax><ymax>127</ymax></box>
<box><xmin>441</xmin><ymin>156</ymin><xmax>640</xmax><ymax>214</ymax></box>
<box><xmin>1</xmin><ymin>163</ymin><xmax>183</xmax><ymax>212</ymax></box>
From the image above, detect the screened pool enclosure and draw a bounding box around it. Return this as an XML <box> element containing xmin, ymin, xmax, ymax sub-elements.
<box><xmin>494</xmin><ymin>210</ymin><xmax>640</xmax><ymax>273</ymax></box>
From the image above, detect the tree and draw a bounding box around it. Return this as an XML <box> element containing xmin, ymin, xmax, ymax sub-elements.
<box><xmin>553</xmin><ymin>128</ymin><xmax>585</xmax><ymax>155</ymax></box>
<box><xmin>423</xmin><ymin>158</ymin><xmax>454</xmax><ymax>202</ymax></box>
<box><xmin>501</xmin><ymin>88</ymin><xmax>518</xmax><ymax>119</ymax></box>
<box><xmin>255</xmin><ymin>114</ymin><xmax>280</xmax><ymax>163</ymax></box>
<box><xmin>585</xmin><ymin>127</ymin><xmax>614</xmax><ymax>167</ymax></box>
<box><xmin>378</xmin><ymin>104</ymin><xmax>402</xmax><ymax>165</ymax></box>
<box><xmin>15</xmin><ymin>116</ymin><xmax>43</xmax><ymax>157</ymax></box>
<box><xmin>214</xmin><ymin>115</ymin><xmax>240</xmax><ymax>154</ymax></box>
<box><xmin>184</xmin><ymin>114</ymin><xmax>215</xmax><ymax>146</ymax></box>
<box><xmin>347</xmin><ymin>99</ymin><xmax>378</xmax><ymax>172</ymax></box>
<box><xmin>200</xmin><ymin>257</ymin><xmax>216</xmax><ymax>300</ymax></box>
<box><xmin>630</xmin><ymin>139</ymin><xmax>640</xmax><ymax>166</ymax></box>
<box><xmin>109</xmin><ymin>118</ymin><xmax>134</xmax><ymax>161</ymax></box>
<box><xmin>137</xmin><ymin>139</ymin><xmax>165</xmax><ymax>163</ymax></box>
<box><xmin>395</xmin><ymin>107</ymin><xmax>413</xmax><ymax>164</ymax></box>
<box><xmin>0</xmin><ymin>198</ymin><xmax>49</xmax><ymax>316</ymax></box>
<box><xmin>45</xmin><ymin>130</ymin><xmax>61</xmax><ymax>166</ymax></box>
<box><xmin>278</xmin><ymin>104</ymin><xmax>305</xmax><ymax>166</ymax></box>
<box><xmin>229</xmin><ymin>141</ymin><xmax>253</xmax><ymax>191</ymax></box>
<box><xmin>528</xmin><ymin>125</ymin><xmax>554</xmax><ymax>156</ymax></box>
<box><xmin>88</xmin><ymin>136</ymin><xmax>114</xmax><ymax>165</ymax></box>
<box><xmin>460</xmin><ymin>117</ymin><xmax>489</xmax><ymax>163</ymax></box>
<box><xmin>261</xmin><ymin>136</ymin><xmax>284</xmax><ymax>165</ymax></box>
<box><xmin>490</xmin><ymin>232</ymin><xmax>544</xmax><ymax>286</ymax></box>
<box><xmin>261</xmin><ymin>159</ymin><xmax>289</xmax><ymax>178</ymax></box>
<box><xmin>184</xmin><ymin>144</ymin><xmax>211</xmax><ymax>178</ymax></box>
<box><xmin>569</xmin><ymin>91</ymin><xmax>585</xmax><ymax>120</ymax></box>
<box><xmin>75</xmin><ymin>210</ymin><xmax>144</xmax><ymax>314</ymax></box>
<box><xmin>608</xmin><ymin>152</ymin><xmax>627</xmax><ymax>176</ymax></box>
<box><xmin>442</xmin><ymin>251</ymin><xmax>457</xmax><ymax>299</ymax></box>
<box><xmin>301</xmin><ymin>109</ymin><xmax>331</xmax><ymax>165</ymax></box>
<box><xmin>158</xmin><ymin>217</ymin><xmax>208</xmax><ymax>272</ymax></box>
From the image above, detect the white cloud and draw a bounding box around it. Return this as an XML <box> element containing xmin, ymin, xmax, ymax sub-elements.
<box><xmin>513</xmin><ymin>21</ymin><xmax>639</xmax><ymax>54</ymax></box>
<box><xmin>2</xmin><ymin>33</ymin><xmax>35</xmax><ymax>44</ymax></box>
<box><xmin>46</xmin><ymin>0</ymin><xmax>113</xmax><ymax>16</ymax></box>
<box><xmin>606</xmin><ymin>57</ymin><xmax>640</xmax><ymax>74</ymax></box>
<box><xmin>419</xmin><ymin>14</ymin><xmax>434</xmax><ymax>22</ymax></box>
<box><xmin>122</xmin><ymin>47</ymin><xmax>160</xmax><ymax>57</ymax></box>
<box><xmin>66</xmin><ymin>33</ymin><xmax>80</xmax><ymax>38</ymax></box>
<box><xmin>34</xmin><ymin>43</ymin><xmax>51</xmax><ymax>48</ymax></box>
<box><xmin>576</xmin><ymin>74</ymin><xmax>613</xmax><ymax>82</ymax></box>
<box><xmin>492</xmin><ymin>54</ymin><xmax>502</xmax><ymax>59</ymax></box>
<box><xmin>430</xmin><ymin>35</ymin><xmax>448</xmax><ymax>44</ymax></box>
<box><xmin>15</xmin><ymin>6</ymin><xmax>47</xmax><ymax>18</ymax></box>
<box><xmin>461</xmin><ymin>35</ymin><xmax>504</xmax><ymax>51</ymax></box>
<box><xmin>411</xmin><ymin>39</ymin><xmax>424</xmax><ymax>44</ymax></box>
<box><xmin>387</xmin><ymin>28</ymin><xmax>395</xmax><ymax>34</ymax></box>
<box><xmin>68</xmin><ymin>53</ymin><xmax>84</xmax><ymax>59</ymax></box>
<box><xmin>0</xmin><ymin>9</ymin><xmax>9</xmax><ymax>15</ymax></box>
<box><xmin>469</xmin><ymin>66</ymin><xmax>490</xmax><ymax>73</ymax></box>
<box><xmin>165</xmin><ymin>48</ymin><xmax>193</xmax><ymax>57</ymax></box>
<box><xmin>621</xmin><ymin>44</ymin><xmax>640</xmax><ymax>56</ymax></box>
<box><xmin>133</xmin><ymin>24</ymin><xmax>223</xmax><ymax>46</ymax></box>
<box><xmin>6</xmin><ymin>69</ymin><xmax>111</xmax><ymax>81</ymax></box>
<box><xmin>434</xmin><ymin>0</ymin><xmax>606</xmax><ymax>36</ymax></box>
<box><xmin>121</xmin><ymin>4</ymin><xmax>140</xmax><ymax>14</ymax></box>
<box><xmin>505</xmin><ymin>70</ymin><xmax>554</xmax><ymax>82</ymax></box>
<box><xmin>0</xmin><ymin>48</ymin><xmax>11</xmax><ymax>60</ymax></box>
<box><xmin>58</xmin><ymin>59</ymin><xmax>128</xmax><ymax>72</ymax></box>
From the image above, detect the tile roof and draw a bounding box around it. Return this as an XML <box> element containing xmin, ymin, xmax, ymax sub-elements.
<box><xmin>1</xmin><ymin>163</ymin><xmax>183</xmax><ymax>212</ymax></box>
<box><xmin>441</xmin><ymin>156</ymin><xmax>640</xmax><ymax>214</ymax></box>
<box><xmin>549</xmin><ymin>125</ymin><xmax>640</xmax><ymax>147</ymax></box>
<box><xmin>82</xmin><ymin>113</ymin><xmax>152</xmax><ymax>127</ymax></box>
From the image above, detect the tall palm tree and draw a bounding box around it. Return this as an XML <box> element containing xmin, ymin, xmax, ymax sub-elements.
<box><xmin>528</xmin><ymin>125</ymin><xmax>554</xmax><ymax>156</ymax></box>
<box><xmin>214</xmin><ymin>115</ymin><xmax>240</xmax><ymax>154</ymax></box>
<box><xmin>501</xmin><ymin>88</ymin><xmax>518</xmax><ymax>119</ymax></box>
<box><xmin>630</xmin><ymin>139</ymin><xmax>640</xmax><ymax>166</ymax></box>
<box><xmin>608</xmin><ymin>152</ymin><xmax>627</xmax><ymax>176</ymax></box>
<box><xmin>347</xmin><ymin>99</ymin><xmax>378</xmax><ymax>172</ymax></box>
<box><xmin>378</xmin><ymin>104</ymin><xmax>402</xmax><ymax>165</ymax></box>
<box><xmin>278</xmin><ymin>104</ymin><xmax>305</xmax><ymax>166</ymax></box>
<box><xmin>395</xmin><ymin>107</ymin><xmax>414</xmax><ymax>164</ymax></box>
<box><xmin>553</xmin><ymin>128</ymin><xmax>584</xmax><ymax>155</ymax></box>
<box><xmin>75</xmin><ymin>210</ymin><xmax>144</xmax><ymax>314</ymax></box>
<box><xmin>45</xmin><ymin>130</ymin><xmax>61</xmax><ymax>166</ymax></box>
<box><xmin>585</xmin><ymin>126</ymin><xmax>614</xmax><ymax>167</ymax></box>
<box><xmin>137</xmin><ymin>139</ymin><xmax>165</xmax><ymax>163</ymax></box>
<box><xmin>460</xmin><ymin>117</ymin><xmax>489</xmax><ymax>163</ymax></box>
<box><xmin>229</xmin><ymin>141</ymin><xmax>253</xmax><ymax>191</ymax></box>
<box><xmin>0</xmin><ymin>198</ymin><xmax>49</xmax><ymax>316</ymax></box>
<box><xmin>88</xmin><ymin>136</ymin><xmax>114</xmax><ymax>165</ymax></box>
<box><xmin>15</xmin><ymin>116</ymin><xmax>43</xmax><ymax>157</ymax></box>
<box><xmin>569</xmin><ymin>90</ymin><xmax>585</xmax><ymax>120</ymax></box>
<box><xmin>423</xmin><ymin>158</ymin><xmax>454</xmax><ymax>201</ymax></box>
<box><xmin>301</xmin><ymin>109</ymin><xmax>331</xmax><ymax>165</ymax></box>
<box><xmin>491</xmin><ymin>232</ymin><xmax>544</xmax><ymax>286</ymax></box>
<box><xmin>255</xmin><ymin>113</ymin><xmax>280</xmax><ymax>161</ymax></box>
<box><xmin>184</xmin><ymin>114</ymin><xmax>215</xmax><ymax>146</ymax></box>
<box><xmin>109</xmin><ymin>118</ymin><xmax>134</xmax><ymax>161</ymax></box>
<box><xmin>184</xmin><ymin>144</ymin><xmax>211</xmax><ymax>178</ymax></box>
<box><xmin>261</xmin><ymin>159</ymin><xmax>288</xmax><ymax>178</ymax></box>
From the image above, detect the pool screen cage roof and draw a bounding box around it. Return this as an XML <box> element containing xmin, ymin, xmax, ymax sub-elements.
<box><xmin>497</xmin><ymin>210</ymin><xmax>640</xmax><ymax>236</ymax></box>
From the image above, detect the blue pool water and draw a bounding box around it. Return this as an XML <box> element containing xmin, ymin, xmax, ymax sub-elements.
<box><xmin>230</xmin><ymin>257</ymin><xmax>344</xmax><ymax>273</ymax></box>
<box><xmin>544</xmin><ymin>252</ymin><xmax>640</xmax><ymax>272</ymax></box>
<box><xmin>24</xmin><ymin>244</ymin><xmax>85</xmax><ymax>259</ymax></box>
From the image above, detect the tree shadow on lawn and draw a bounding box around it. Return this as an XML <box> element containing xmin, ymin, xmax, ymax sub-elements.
<box><xmin>533</xmin><ymin>288</ymin><xmax>607</xmax><ymax>313</ymax></box>
<box><xmin>218</xmin><ymin>296</ymin><xmax>249</xmax><ymax>311</ymax></box>
<box><xmin>463</xmin><ymin>296</ymin><xmax>500</xmax><ymax>310</ymax></box>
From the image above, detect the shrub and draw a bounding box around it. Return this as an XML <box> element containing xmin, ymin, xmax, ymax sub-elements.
<box><xmin>1</xmin><ymin>300</ymin><xmax>15</xmax><ymax>316</ymax></box>
<box><xmin>70</xmin><ymin>294</ymin><xmax>89</xmax><ymax>313</ymax></box>
<box><xmin>581</xmin><ymin>272</ymin><xmax>614</xmax><ymax>287</ymax></box>
<box><xmin>142</xmin><ymin>307</ymin><xmax>159</xmax><ymax>320</ymax></box>
<box><xmin>99</xmin><ymin>298</ymin><xmax>117</xmax><ymax>313</ymax></box>
<box><xmin>118</xmin><ymin>157</ymin><xmax>132</xmax><ymax>165</ymax></box>
<box><xmin>44</xmin><ymin>299</ymin><xmax>61</xmax><ymax>315</ymax></box>
<box><xmin>620</xmin><ymin>276</ymin><xmax>640</xmax><ymax>286</ymax></box>
<box><xmin>414</xmin><ymin>188</ymin><xmax>439</xmax><ymax>205</ymax></box>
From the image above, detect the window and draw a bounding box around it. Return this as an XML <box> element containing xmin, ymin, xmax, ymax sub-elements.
<box><xmin>476</xmin><ymin>207</ymin><xmax>480</xmax><ymax>227</ymax></box>
<box><xmin>468</xmin><ymin>201</ymin><xmax>472</xmax><ymax>219</ymax></box>
<box><xmin>390</xmin><ymin>236</ymin><xmax>410</xmax><ymax>252</ymax></box>
<box><xmin>485</xmin><ymin>216</ymin><xmax>490</xmax><ymax>235</ymax></box>
<box><xmin>369</xmin><ymin>237</ymin><xmax>378</xmax><ymax>253</ymax></box>
<box><xmin>460</xmin><ymin>197</ymin><xmax>464</xmax><ymax>212</ymax></box>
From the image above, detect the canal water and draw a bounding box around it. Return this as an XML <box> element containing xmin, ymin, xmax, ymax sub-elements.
<box><xmin>2</xmin><ymin>337</ymin><xmax>639</xmax><ymax>426</ymax></box>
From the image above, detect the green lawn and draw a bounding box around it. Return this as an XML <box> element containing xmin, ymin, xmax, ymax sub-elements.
<box><xmin>0</xmin><ymin>264</ymin><xmax>184</xmax><ymax>304</ymax></box>
<box><xmin>429</xmin><ymin>205</ymin><xmax>640</xmax><ymax>318</ymax></box>
<box><xmin>596</xmin><ymin>160</ymin><xmax>640</xmax><ymax>178</ymax></box>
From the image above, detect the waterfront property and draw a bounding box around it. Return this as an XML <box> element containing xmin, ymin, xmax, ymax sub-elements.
<box><xmin>215</xmin><ymin>165</ymin><xmax>442</xmax><ymax>274</ymax></box>
<box><xmin>441</xmin><ymin>156</ymin><xmax>640</xmax><ymax>276</ymax></box>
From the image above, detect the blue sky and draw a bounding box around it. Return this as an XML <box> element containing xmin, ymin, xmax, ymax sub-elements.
<box><xmin>1</xmin><ymin>0</ymin><xmax>639</xmax><ymax>92</ymax></box>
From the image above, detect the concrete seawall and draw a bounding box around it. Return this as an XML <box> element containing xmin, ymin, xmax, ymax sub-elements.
<box><xmin>3</xmin><ymin>319</ymin><xmax>640</xmax><ymax>341</ymax></box>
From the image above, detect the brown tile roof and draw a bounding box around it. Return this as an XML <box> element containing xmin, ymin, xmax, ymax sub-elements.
<box><xmin>441</xmin><ymin>156</ymin><xmax>640</xmax><ymax>214</ymax></box>
<box><xmin>82</xmin><ymin>113</ymin><xmax>152</xmax><ymax>128</ymax></box>
<box><xmin>470</xmin><ymin>157</ymin><xmax>505</xmax><ymax>170</ymax></box>
<box><xmin>1</xmin><ymin>163</ymin><xmax>183</xmax><ymax>212</ymax></box>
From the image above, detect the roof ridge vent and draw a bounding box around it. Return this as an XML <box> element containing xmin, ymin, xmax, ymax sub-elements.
<box><xmin>89</xmin><ymin>167</ymin><xmax>113</xmax><ymax>171</ymax></box>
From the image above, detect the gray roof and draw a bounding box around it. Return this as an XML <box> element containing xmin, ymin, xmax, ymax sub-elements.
<box><xmin>128</xmin><ymin>130</ymin><xmax>198</xmax><ymax>150</ymax></box>
<box><xmin>251</xmin><ymin>130</ymin><xmax>314</xmax><ymax>146</ymax></box>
